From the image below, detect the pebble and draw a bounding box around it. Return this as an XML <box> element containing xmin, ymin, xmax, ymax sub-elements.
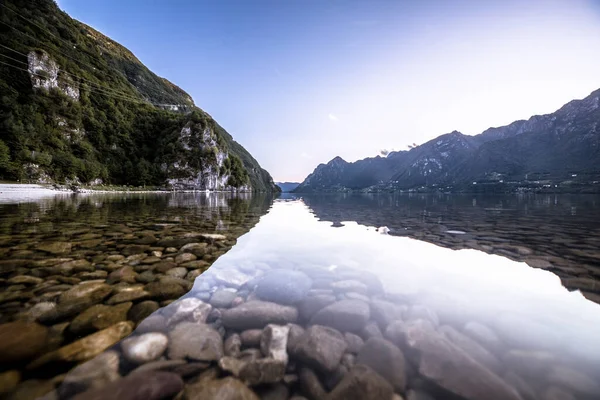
<box><xmin>121</xmin><ymin>332</ymin><xmax>169</xmax><ymax>364</ymax></box>
<box><xmin>222</xmin><ymin>300</ymin><xmax>298</xmax><ymax>330</ymax></box>
<box><xmin>310</xmin><ymin>299</ymin><xmax>370</xmax><ymax>332</ymax></box>
<box><xmin>168</xmin><ymin>322</ymin><xmax>223</xmax><ymax>361</ymax></box>
<box><xmin>0</xmin><ymin>321</ymin><xmax>48</xmax><ymax>363</ymax></box>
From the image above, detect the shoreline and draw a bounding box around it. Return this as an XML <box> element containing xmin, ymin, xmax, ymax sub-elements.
<box><xmin>0</xmin><ymin>183</ymin><xmax>256</xmax><ymax>195</ymax></box>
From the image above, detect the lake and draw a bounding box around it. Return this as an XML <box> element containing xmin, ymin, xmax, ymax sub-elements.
<box><xmin>0</xmin><ymin>190</ymin><xmax>599</xmax><ymax>400</ymax></box>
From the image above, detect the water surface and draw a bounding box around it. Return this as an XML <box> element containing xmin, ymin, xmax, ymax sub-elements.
<box><xmin>0</xmin><ymin>192</ymin><xmax>599</xmax><ymax>400</ymax></box>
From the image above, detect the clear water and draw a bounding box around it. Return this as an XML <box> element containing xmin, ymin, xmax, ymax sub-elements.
<box><xmin>0</xmin><ymin>190</ymin><xmax>599</xmax><ymax>400</ymax></box>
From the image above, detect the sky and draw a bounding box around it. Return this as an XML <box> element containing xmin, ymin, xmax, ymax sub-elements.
<box><xmin>57</xmin><ymin>0</ymin><xmax>600</xmax><ymax>182</ymax></box>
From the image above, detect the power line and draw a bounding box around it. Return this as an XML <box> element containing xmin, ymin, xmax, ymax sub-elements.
<box><xmin>0</xmin><ymin>43</ymin><xmax>28</xmax><ymax>57</ymax></box>
<box><xmin>0</xmin><ymin>52</ymin><xmax>28</xmax><ymax>66</ymax></box>
<box><xmin>0</xmin><ymin>2</ymin><xmax>69</xmax><ymax>48</ymax></box>
<box><xmin>0</xmin><ymin>42</ymin><xmax>153</xmax><ymax>103</ymax></box>
<box><xmin>0</xmin><ymin>59</ymin><xmax>149</xmax><ymax>105</ymax></box>
<box><xmin>0</xmin><ymin>58</ymin><xmax>188</xmax><ymax>109</ymax></box>
<box><xmin>0</xmin><ymin>7</ymin><xmax>191</xmax><ymax>107</ymax></box>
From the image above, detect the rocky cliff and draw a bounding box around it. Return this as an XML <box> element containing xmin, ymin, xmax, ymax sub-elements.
<box><xmin>0</xmin><ymin>0</ymin><xmax>278</xmax><ymax>191</ymax></box>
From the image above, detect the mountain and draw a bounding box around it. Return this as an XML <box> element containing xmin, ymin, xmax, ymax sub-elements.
<box><xmin>295</xmin><ymin>89</ymin><xmax>600</xmax><ymax>193</ymax></box>
<box><xmin>275</xmin><ymin>182</ymin><xmax>300</xmax><ymax>192</ymax></box>
<box><xmin>0</xmin><ymin>0</ymin><xmax>278</xmax><ymax>191</ymax></box>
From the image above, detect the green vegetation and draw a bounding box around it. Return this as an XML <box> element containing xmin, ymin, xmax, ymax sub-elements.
<box><xmin>0</xmin><ymin>0</ymin><xmax>278</xmax><ymax>191</ymax></box>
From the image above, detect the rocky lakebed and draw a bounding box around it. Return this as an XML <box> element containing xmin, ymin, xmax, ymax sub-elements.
<box><xmin>0</xmin><ymin>193</ymin><xmax>599</xmax><ymax>400</ymax></box>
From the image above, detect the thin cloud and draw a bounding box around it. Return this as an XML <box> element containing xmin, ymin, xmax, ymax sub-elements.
<box><xmin>328</xmin><ymin>113</ymin><xmax>338</xmax><ymax>122</ymax></box>
<box><xmin>300</xmin><ymin>152</ymin><xmax>312</xmax><ymax>158</ymax></box>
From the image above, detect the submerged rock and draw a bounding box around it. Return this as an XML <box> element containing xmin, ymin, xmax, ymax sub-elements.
<box><xmin>309</xmin><ymin>299</ymin><xmax>370</xmax><ymax>332</ymax></box>
<box><xmin>260</xmin><ymin>324</ymin><xmax>290</xmax><ymax>363</ymax></box>
<box><xmin>27</xmin><ymin>321</ymin><xmax>133</xmax><ymax>369</ymax></box>
<box><xmin>255</xmin><ymin>269</ymin><xmax>312</xmax><ymax>305</ymax></box>
<box><xmin>168</xmin><ymin>322</ymin><xmax>223</xmax><ymax>361</ymax></box>
<box><xmin>58</xmin><ymin>350</ymin><xmax>120</xmax><ymax>398</ymax></box>
<box><xmin>356</xmin><ymin>337</ymin><xmax>407</xmax><ymax>392</ymax></box>
<box><xmin>291</xmin><ymin>325</ymin><xmax>347</xmax><ymax>373</ymax></box>
<box><xmin>72</xmin><ymin>371</ymin><xmax>183</xmax><ymax>400</ymax></box>
<box><xmin>184</xmin><ymin>376</ymin><xmax>259</xmax><ymax>400</ymax></box>
<box><xmin>402</xmin><ymin>320</ymin><xmax>522</xmax><ymax>400</ymax></box>
<box><xmin>328</xmin><ymin>364</ymin><xmax>394</xmax><ymax>400</ymax></box>
<box><xmin>121</xmin><ymin>333</ymin><xmax>169</xmax><ymax>364</ymax></box>
<box><xmin>222</xmin><ymin>301</ymin><xmax>298</xmax><ymax>330</ymax></box>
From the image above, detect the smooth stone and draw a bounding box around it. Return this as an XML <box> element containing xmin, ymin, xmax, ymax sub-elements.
<box><xmin>255</xmin><ymin>269</ymin><xmax>312</xmax><ymax>305</ymax></box>
<box><xmin>370</xmin><ymin>300</ymin><xmax>405</xmax><ymax>331</ymax></box>
<box><xmin>287</xmin><ymin>323</ymin><xmax>305</xmax><ymax>352</ymax></box>
<box><xmin>121</xmin><ymin>332</ymin><xmax>169</xmax><ymax>364</ymax></box>
<box><xmin>37</xmin><ymin>241</ymin><xmax>72</xmax><ymax>254</ymax></box>
<box><xmin>128</xmin><ymin>301</ymin><xmax>159</xmax><ymax>323</ymax></box>
<box><xmin>298</xmin><ymin>367</ymin><xmax>327</xmax><ymax>400</ymax></box>
<box><xmin>328</xmin><ymin>364</ymin><xmax>394</xmax><ymax>400</ymax></box>
<box><xmin>502</xmin><ymin>350</ymin><xmax>556</xmax><ymax>377</ymax></box>
<box><xmin>175</xmin><ymin>253</ymin><xmax>197</xmax><ymax>264</ymax></box>
<box><xmin>439</xmin><ymin>325</ymin><xmax>501</xmax><ymax>372</ymax></box>
<box><xmin>298</xmin><ymin>294</ymin><xmax>337</xmax><ymax>321</ymax></box>
<box><xmin>260</xmin><ymin>324</ymin><xmax>290</xmax><ymax>363</ymax></box>
<box><xmin>360</xmin><ymin>321</ymin><xmax>384</xmax><ymax>340</ymax></box>
<box><xmin>546</xmin><ymin>365</ymin><xmax>600</xmax><ymax>396</ymax></box>
<box><xmin>219</xmin><ymin>357</ymin><xmax>286</xmax><ymax>386</ymax></box>
<box><xmin>145</xmin><ymin>281</ymin><xmax>186</xmax><ymax>300</ymax></box>
<box><xmin>259</xmin><ymin>383</ymin><xmax>289</xmax><ymax>400</ymax></box>
<box><xmin>171</xmin><ymin>362</ymin><xmax>211</xmax><ymax>377</ymax></box>
<box><xmin>310</xmin><ymin>299</ymin><xmax>370</xmax><ymax>333</ymax></box>
<box><xmin>28</xmin><ymin>321</ymin><xmax>134</xmax><ymax>369</ymax></box>
<box><xmin>136</xmin><ymin>271</ymin><xmax>156</xmax><ymax>283</ymax></box>
<box><xmin>57</xmin><ymin>351</ymin><xmax>120</xmax><ymax>399</ymax></box>
<box><xmin>165</xmin><ymin>297</ymin><xmax>212</xmax><ymax>326</ymax></box>
<box><xmin>165</xmin><ymin>267</ymin><xmax>188</xmax><ymax>279</ymax></box>
<box><xmin>19</xmin><ymin>302</ymin><xmax>56</xmax><ymax>322</ymax></box>
<box><xmin>4</xmin><ymin>379</ymin><xmax>56</xmax><ymax>400</ymax></box>
<box><xmin>210</xmin><ymin>268</ymin><xmax>254</xmax><ymax>288</ymax></box>
<box><xmin>406</xmin><ymin>390</ymin><xmax>435</xmax><ymax>400</ymax></box>
<box><xmin>224</xmin><ymin>333</ymin><xmax>242</xmax><ymax>357</ymax></box>
<box><xmin>39</xmin><ymin>282</ymin><xmax>112</xmax><ymax>323</ymax></box>
<box><xmin>107</xmin><ymin>266</ymin><xmax>138</xmax><ymax>284</ymax></box>
<box><xmin>136</xmin><ymin>314</ymin><xmax>168</xmax><ymax>333</ymax></box>
<box><xmin>462</xmin><ymin>321</ymin><xmax>503</xmax><ymax>354</ymax></box>
<box><xmin>129</xmin><ymin>359</ymin><xmax>187</xmax><ymax>375</ymax></box>
<box><xmin>210</xmin><ymin>289</ymin><xmax>238</xmax><ymax>308</ymax></box>
<box><xmin>241</xmin><ymin>329</ymin><xmax>264</xmax><ymax>348</ymax></box>
<box><xmin>405</xmin><ymin>305</ymin><xmax>439</xmax><ymax>326</ymax></box>
<box><xmin>503</xmin><ymin>372</ymin><xmax>538</xmax><ymax>400</ymax></box>
<box><xmin>292</xmin><ymin>325</ymin><xmax>347</xmax><ymax>373</ymax></box>
<box><xmin>168</xmin><ymin>322</ymin><xmax>223</xmax><ymax>361</ymax></box>
<box><xmin>184</xmin><ymin>376</ymin><xmax>259</xmax><ymax>400</ymax></box>
<box><xmin>0</xmin><ymin>370</ymin><xmax>20</xmax><ymax>395</ymax></box>
<box><xmin>105</xmin><ymin>288</ymin><xmax>150</xmax><ymax>304</ymax></box>
<box><xmin>402</xmin><ymin>320</ymin><xmax>521</xmax><ymax>400</ymax></box>
<box><xmin>72</xmin><ymin>371</ymin><xmax>183</xmax><ymax>400</ymax></box>
<box><xmin>540</xmin><ymin>387</ymin><xmax>576</xmax><ymax>400</ymax></box>
<box><xmin>356</xmin><ymin>337</ymin><xmax>407</xmax><ymax>392</ymax></box>
<box><xmin>330</xmin><ymin>280</ymin><xmax>368</xmax><ymax>294</ymax></box>
<box><xmin>344</xmin><ymin>332</ymin><xmax>364</xmax><ymax>353</ymax></box>
<box><xmin>69</xmin><ymin>303</ymin><xmax>132</xmax><ymax>335</ymax></box>
<box><xmin>0</xmin><ymin>321</ymin><xmax>48</xmax><ymax>363</ymax></box>
<box><xmin>222</xmin><ymin>300</ymin><xmax>298</xmax><ymax>330</ymax></box>
<box><xmin>7</xmin><ymin>275</ymin><xmax>43</xmax><ymax>285</ymax></box>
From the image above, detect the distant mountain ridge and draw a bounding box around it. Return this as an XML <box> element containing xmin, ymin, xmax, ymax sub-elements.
<box><xmin>295</xmin><ymin>89</ymin><xmax>600</xmax><ymax>193</ymax></box>
<box><xmin>276</xmin><ymin>182</ymin><xmax>300</xmax><ymax>192</ymax></box>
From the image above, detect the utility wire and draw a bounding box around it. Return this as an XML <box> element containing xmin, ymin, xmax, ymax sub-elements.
<box><xmin>0</xmin><ymin>14</ymin><xmax>182</xmax><ymax>103</ymax></box>
<box><xmin>0</xmin><ymin>42</ymin><xmax>156</xmax><ymax>104</ymax></box>
<box><xmin>0</xmin><ymin>59</ymin><xmax>152</xmax><ymax>105</ymax></box>
<box><xmin>0</xmin><ymin>8</ymin><xmax>190</xmax><ymax>107</ymax></box>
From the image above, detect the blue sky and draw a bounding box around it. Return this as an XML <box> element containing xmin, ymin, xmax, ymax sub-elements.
<box><xmin>58</xmin><ymin>0</ymin><xmax>600</xmax><ymax>182</ymax></box>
